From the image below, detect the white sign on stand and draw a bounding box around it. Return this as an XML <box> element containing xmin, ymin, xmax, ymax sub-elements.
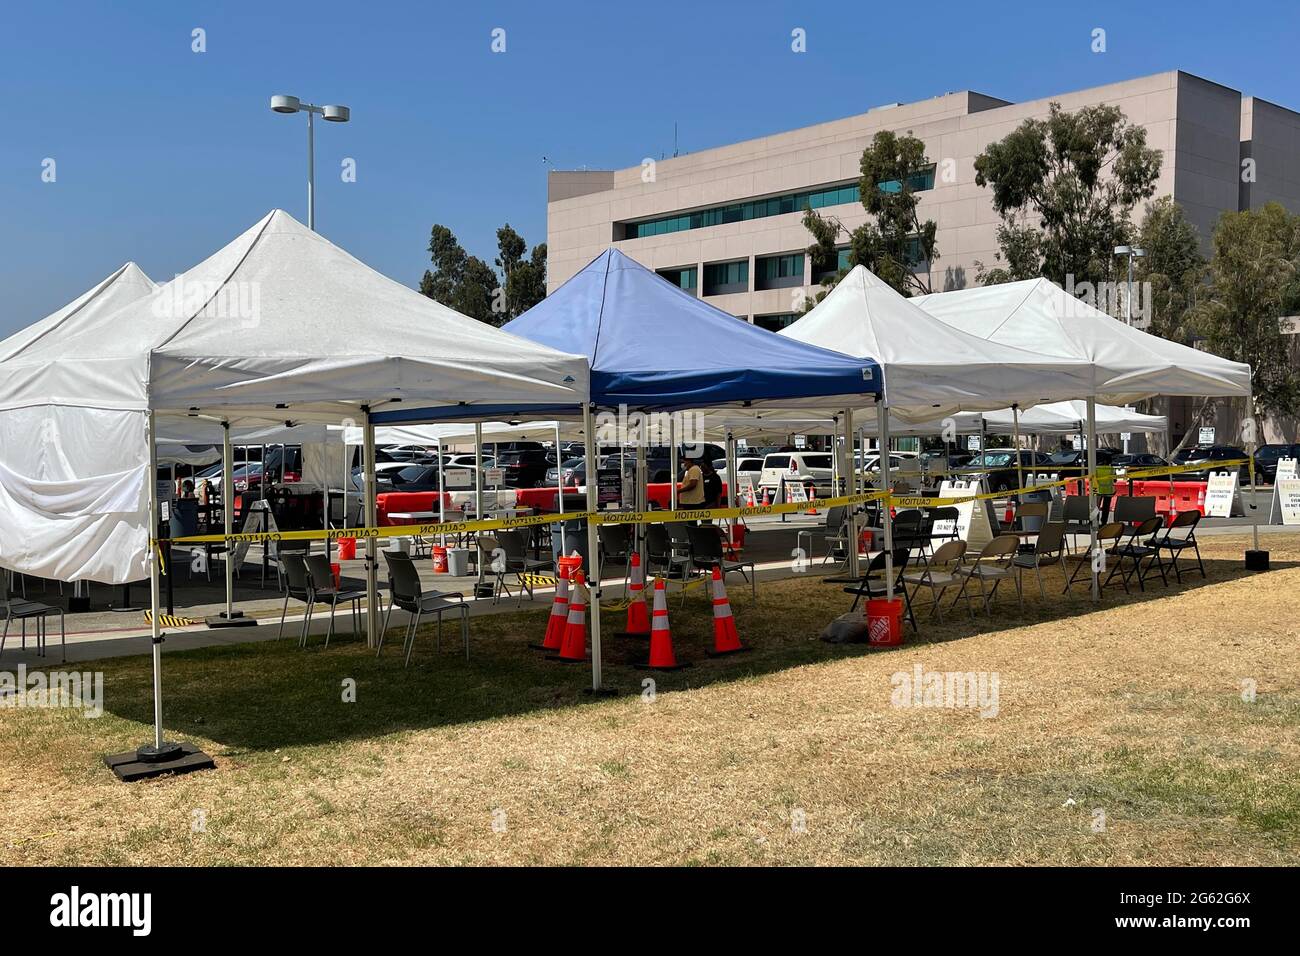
<box><xmin>1268</xmin><ymin>457</ymin><xmax>1298</xmax><ymax>523</ymax></box>
<box><xmin>738</xmin><ymin>476</ymin><xmax>755</xmax><ymax>504</ymax></box>
<box><xmin>444</xmin><ymin>468</ymin><xmax>473</xmax><ymax>490</ymax></box>
<box><xmin>784</xmin><ymin>482</ymin><xmax>809</xmax><ymax>505</ymax></box>
<box><xmin>1199</xmin><ymin>426</ymin><xmax>1216</xmax><ymax>445</ymax></box>
<box><xmin>1204</xmin><ymin>471</ymin><xmax>1243</xmax><ymax>518</ymax></box>
<box><xmin>932</xmin><ymin>480</ymin><xmax>976</xmax><ymax>541</ymax></box>
<box><xmin>484</xmin><ymin>467</ymin><xmax>504</xmax><ymax>487</ymax></box>
<box><xmin>1277</xmin><ymin>478</ymin><xmax>1300</xmax><ymax>526</ymax></box>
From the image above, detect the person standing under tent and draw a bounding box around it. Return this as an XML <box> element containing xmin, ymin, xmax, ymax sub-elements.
<box><xmin>699</xmin><ymin>457</ymin><xmax>723</xmax><ymax>521</ymax></box>
<box><xmin>678</xmin><ymin>455</ymin><xmax>705</xmax><ymax>509</ymax></box>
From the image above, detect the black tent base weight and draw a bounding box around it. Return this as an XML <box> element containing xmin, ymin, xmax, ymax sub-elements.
<box><xmin>205</xmin><ymin>610</ymin><xmax>258</xmax><ymax>629</ymax></box>
<box><xmin>1245</xmin><ymin>549</ymin><xmax>1270</xmax><ymax>571</ymax></box>
<box><xmin>105</xmin><ymin>742</ymin><xmax>216</xmax><ymax>782</ymax></box>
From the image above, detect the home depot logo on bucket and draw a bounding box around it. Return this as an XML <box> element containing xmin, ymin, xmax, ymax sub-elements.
<box><xmin>889</xmin><ymin>664</ymin><xmax>999</xmax><ymax>719</ymax></box>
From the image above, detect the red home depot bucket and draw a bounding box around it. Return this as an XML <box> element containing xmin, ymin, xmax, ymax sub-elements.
<box><xmin>557</xmin><ymin>553</ymin><xmax>583</xmax><ymax>581</ymax></box>
<box><xmin>432</xmin><ymin>545</ymin><xmax>449</xmax><ymax>574</ymax></box>
<box><xmin>337</xmin><ymin>538</ymin><xmax>357</xmax><ymax>561</ymax></box>
<box><xmin>730</xmin><ymin>523</ymin><xmax>747</xmax><ymax>552</ymax></box>
<box><xmin>866</xmin><ymin>598</ymin><xmax>904</xmax><ymax>647</ymax></box>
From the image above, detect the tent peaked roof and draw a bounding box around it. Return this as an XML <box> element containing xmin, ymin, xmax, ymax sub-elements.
<box><xmin>499</xmin><ymin>248</ymin><xmax>880</xmax><ymax>410</ymax></box>
<box><xmin>913</xmin><ymin>277</ymin><xmax>1252</xmax><ymax>402</ymax></box>
<box><xmin>0</xmin><ymin>261</ymin><xmax>155</xmax><ymax>364</ymax></box>
<box><xmin>779</xmin><ymin>265</ymin><xmax>1096</xmax><ymax>414</ymax></box>
<box><xmin>0</xmin><ymin>210</ymin><xmax>589</xmax><ymax>421</ymax></box>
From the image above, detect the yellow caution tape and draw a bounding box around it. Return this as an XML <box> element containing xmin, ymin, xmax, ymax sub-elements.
<box><xmin>161</xmin><ymin>460</ymin><xmax>1252</xmax><ymax>550</ymax></box>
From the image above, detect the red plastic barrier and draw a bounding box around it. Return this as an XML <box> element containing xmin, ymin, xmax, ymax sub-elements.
<box><xmin>515</xmin><ymin>487</ymin><xmax>559</xmax><ymax>512</ymax></box>
<box><xmin>375</xmin><ymin>491</ymin><xmax>442</xmax><ymax>525</ymax></box>
<box><xmin>1105</xmin><ymin>479</ymin><xmax>1209</xmax><ymax>517</ymax></box>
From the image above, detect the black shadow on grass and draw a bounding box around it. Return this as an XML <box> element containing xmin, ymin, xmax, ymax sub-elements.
<box><xmin>87</xmin><ymin>555</ymin><xmax>1290</xmax><ymax>752</ymax></box>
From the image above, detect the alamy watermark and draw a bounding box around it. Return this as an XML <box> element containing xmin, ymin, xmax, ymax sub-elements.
<box><xmin>594</xmin><ymin>405</ymin><xmax>705</xmax><ymax>454</ymax></box>
<box><xmin>0</xmin><ymin>665</ymin><xmax>104</xmax><ymax>718</ymax></box>
<box><xmin>890</xmin><ymin>663</ymin><xmax>999</xmax><ymax>718</ymax></box>
<box><xmin>150</xmin><ymin>277</ymin><xmax>261</xmax><ymax>329</ymax></box>
<box><xmin>1064</xmin><ymin>274</ymin><xmax>1151</xmax><ymax>327</ymax></box>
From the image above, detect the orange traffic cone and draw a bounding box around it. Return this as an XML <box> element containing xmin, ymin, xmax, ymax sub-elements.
<box><xmin>531</xmin><ymin>562</ymin><xmax>570</xmax><ymax>650</ymax></box>
<box><xmin>614</xmin><ymin>551</ymin><xmax>650</xmax><ymax>639</ymax></box>
<box><xmin>745</xmin><ymin>484</ymin><xmax>757</xmax><ymax>507</ymax></box>
<box><xmin>635</xmin><ymin>577</ymin><xmax>690</xmax><ymax>670</ymax></box>
<box><xmin>549</xmin><ymin>570</ymin><xmax>588</xmax><ymax>663</ymax></box>
<box><xmin>707</xmin><ymin>566</ymin><xmax>748</xmax><ymax>656</ymax></box>
<box><xmin>806</xmin><ymin>485</ymin><xmax>819</xmax><ymax>515</ymax></box>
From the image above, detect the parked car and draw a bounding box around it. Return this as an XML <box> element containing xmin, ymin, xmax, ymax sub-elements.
<box><xmin>1171</xmin><ymin>444</ymin><xmax>1249</xmax><ymax>481</ymax></box>
<box><xmin>714</xmin><ymin>456</ymin><xmax>764</xmax><ymax>491</ymax></box>
<box><xmin>967</xmin><ymin>449</ymin><xmax>1056</xmax><ymax>492</ymax></box>
<box><xmin>544</xmin><ymin>457</ymin><xmax>587</xmax><ymax>489</ymax></box>
<box><xmin>384</xmin><ymin>444</ymin><xmax>436</xmax><ymax>463</ymax></box>
<box><xmin>857</xmin><ymin>452</ymin><xmax>918</xmax><ymax>475</ymax></box>
<box><xmin>1252</xmin><ymin>442</ymin><xmax>1300</xmax><ymax>483</ymax></box>
<box><xmin>1111</xmin><ymin>452</ymin><xmax>1168</xmax><ymax>472</ymax></box>
<box><xmin>758</xmin><ymin>451</ymin><xmax>834</xmax><ymax>498</ymax></box>
<box><xmin>495</xmin><ymin>446</ymin><xmax>552</xmax><ymax>487</ymax></box>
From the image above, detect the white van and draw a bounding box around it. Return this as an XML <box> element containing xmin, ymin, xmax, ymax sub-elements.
<box><xmin>758</xmin><ymin>451</ymin><xmax>835</xmax><ymax>500</ymax></box>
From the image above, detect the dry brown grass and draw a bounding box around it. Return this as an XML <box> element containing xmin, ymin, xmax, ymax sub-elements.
<box><xmin>1</xmin><ymin>533</ymin><xmax>1297</xmax><ymax>866</ymax></box>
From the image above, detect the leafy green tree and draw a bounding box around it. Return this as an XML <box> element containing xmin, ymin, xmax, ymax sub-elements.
<box><xmin>1190</xmin><ymin>202</ymin><xmax>1300</xmax><ymax>421</ymax></box>
<box><xmin>973</xmin><ymin>217</ymin><xmax>1043</xmax><ymax>285</ymax></box>
<box><xmin>420</xmin><ymin>222</ymin><xmax>547</xmax><ymax>324</ymax></box>
<box><xmin>802</xmin><ymin>130</ymin><xmax>939</xmax><ymax>299</ymax></box>
<box><xmin>424</xmin><ymin>225</ymin><xmax>466</xmax><ymax>305</ymax></box>
<box><xmin>1135</xmin><ymin>197</ymin><xmax>1206</xmax><ymax>342</ymax></box>
<box><xmin>457</xmin><ymin>256</ymin><xmax>501</xmax><ymax>324</ymax></box>
<box><xmin>973</xmin><ymin>102</ymin><xmax>1162</xmax><ymax>287</ymax></box>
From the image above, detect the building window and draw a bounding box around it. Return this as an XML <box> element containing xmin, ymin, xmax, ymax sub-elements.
<box><xmin>656</xmin><ymin>266</ymin><xmax>697</xmax><ymax>295</ymax></box>
<box><xmin>878</xmin><ymin>165</ymin><xmax>937</xmax><ymax>194</ymax></box>
<box><xmin>753</xmin><ymin>313</ymin><xmax>798</xmax><ymax>332</ymax></box>
<box><xmin>754</xmin><ymin>253</ymin><xmax>805</xmax><ymax>291</ymax></box>
<box><xmin>702</xmin><ymin>260</ymin><xmax>749</xmax><ymax>296</ymax></box>
<box><xmin>617</xmin><ymin>170</ymin><xmax>936</xmax><ymax>241</ymax></box>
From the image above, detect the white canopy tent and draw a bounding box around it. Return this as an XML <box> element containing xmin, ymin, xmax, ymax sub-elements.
<box><xmin>775</xmin><ymin>265</ymin><xmax>1099</xmax><ymax>591</ymax></box>
<box><xmin>0</xmin><ymin>209</ymin><xmax>590</xmax><ymax>766</ymax></box>
<box><xmin>914</xmin><ymin>277</ymin><xmax>1258</xmax><ymax>594</ymax></box>
<box><xmin>911</xmin><ymin>278</ymin><xmax>1252</xmax><ymax>404</ymax></box>
<box><xmin>0</xmin><ymin>263</ymin><xmax>157</xmax><ymax>584</ymax></box>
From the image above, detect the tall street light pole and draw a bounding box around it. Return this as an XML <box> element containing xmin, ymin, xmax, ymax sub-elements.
<box><xmin>270</xmin><ymin>94</ymin><xmax>351</xmax><ymax>232</ymax></box>
<box><xmin>1113</xmin><ymin>244</ymin><xmax>1146</xmax><ymax>327</ymax></box>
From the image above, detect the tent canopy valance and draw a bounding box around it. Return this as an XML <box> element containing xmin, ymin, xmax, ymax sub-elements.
<box><xmin>778</xmin><ymin>266</ymin><xmax>1097</xmax><ymax>418</ymax></box>
<box><xmin>912</xmin><ymin>278</ymin><xmax>1252</xmax><ymax>403</ymax></box>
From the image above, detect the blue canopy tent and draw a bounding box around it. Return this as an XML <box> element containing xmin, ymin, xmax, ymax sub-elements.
<box><xmin>375</xmin><ymin>249</ymin><xmax>882</xmax><ymax>691</ymax></box>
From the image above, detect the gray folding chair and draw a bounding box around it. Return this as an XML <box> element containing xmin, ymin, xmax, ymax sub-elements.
<box><xmin>685</xmin><ymin>524</ymin><xmax>756</xmax><ymax>607</ymax></box>
<box><xmin>1012</xmin><ymin>521</ymin><xmax>1066</xmax><ymax>599</ymax></box>
<box><xmin>1063</xmin><ymin>521</ymin><xmax>1125</xmax><ymax>593</ymax></box>
<box><xmin>277</xmin><ymin>553</ymin><xmax>314</xmax><ymax>645</ymax></box>
<box><xmin>1</xmin><ymin>572</ymin><xmax>65</xmax><ymax>662</ymax></box>
<box><xmin>379</xmin><ymin>551</ymin><xmax>468</xmax><ymax>666</ymax></box>
<box><xmin>900</xmin><ymin>539</ymin><xmax>966</xmax><ymax>625</ymax></box>
<box><xmin>1146</xmin><ymin>509</ymin><xmax>1205</xmax><ymax>582</ymax></box>
<box><xmin>304</xmin><ymin>554</ymin><xmax>365</xmax><ymax>647</ymax></box>
<box><xmin>950</xmin><ymin>535</ymin><xmax>1022</xmax><ymax>618</ymax></box>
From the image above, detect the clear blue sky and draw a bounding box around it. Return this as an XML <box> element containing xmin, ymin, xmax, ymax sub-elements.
<box><xmin>1</xmin><ymin>0</ymin><xmax>1297</xmax><ymax>335</ymax></box>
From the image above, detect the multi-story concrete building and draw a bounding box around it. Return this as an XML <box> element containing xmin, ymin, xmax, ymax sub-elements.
<box><xmin>547</xmin><ymin>71</ymin><xmax>1300</xmax><ymax>338</ymax></box>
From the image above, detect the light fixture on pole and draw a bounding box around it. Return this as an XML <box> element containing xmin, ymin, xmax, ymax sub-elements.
<box><xmin>1113</xmin><ymin>244</ymin><xmax>1146</xmax><ymax>326</ymax></box>
<box><xmin>270</xmin><ymin>94</ymin><xmax>351</xmax><ymax>231</ymax></box>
